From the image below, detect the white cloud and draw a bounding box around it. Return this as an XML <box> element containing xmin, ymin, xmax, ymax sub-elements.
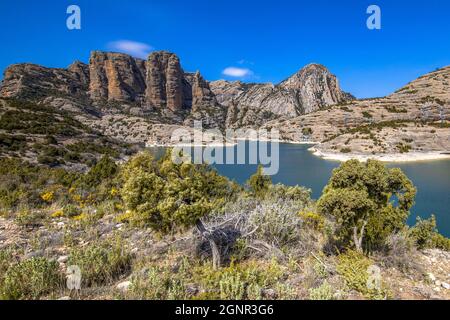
<box><xmin>222</xmin><ymin>67</ymin><xmax>253</xmax><ymax>78</ymax></box>
<box><xmin>108</xmin><ymin>40</ymin><xmax>153</xmax><ymax>59</ymax></box>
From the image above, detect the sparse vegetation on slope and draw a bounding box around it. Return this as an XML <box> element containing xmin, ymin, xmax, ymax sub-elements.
<box><xmin>0</xmin><ymin>154</ymin><xmax>449</xmax><ymax>300</ymax></box>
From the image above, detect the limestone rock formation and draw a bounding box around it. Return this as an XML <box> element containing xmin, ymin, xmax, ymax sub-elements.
<box><xmin>0</xmin><ymin>50</ymin><xmax>353</xmax><ymax>136</ymax></box>
<box><xmin>211</xmin><ymin>63</ymin><xmax>352</xmax><ymax>128</ymax></box>
<box><xmin>184</xmin><ymin>71</ymin><xmax>226</xmax><ymax>128</ymax></box>
<box><xmin>279</xmin><ymin>63</ymin><xmax>350</xmax><ymax>114</ymax></box>
<box><xmin>89</xmin><ymin>51</ymin><xmax>146</xmax><ymax>103</ymax></box>
<box><xmin>68</xmin><ymin>61</ymin><xmax>90</xmax><ymax>89</ymax></box>
<box><xmin>0</xmin><ymin>63</ymin><xmax>87</xmax><ymax>100</ymax></box>
<box><xmin>145</xmin><ymin>51</ymin><xmax>184</xmax><ymax>112</ymax></box>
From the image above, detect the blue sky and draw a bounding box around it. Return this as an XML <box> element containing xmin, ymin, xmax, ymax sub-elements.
<box><xmin>0</xmin><ymin>0</ymin><xmax>449</xmax><ymax>98</ymax></box>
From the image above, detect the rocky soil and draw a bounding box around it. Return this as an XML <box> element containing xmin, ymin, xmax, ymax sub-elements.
<box><xmin>0</xmin><ymin>215</ymin><xmax>449</xmax><ymax>300</ymax></box>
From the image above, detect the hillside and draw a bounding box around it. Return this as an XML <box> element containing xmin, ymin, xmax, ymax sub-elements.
<box><xmin>0</xmin><ymin>152</ymin><xmax>449</xmax><ymax>300</ymax></box>
<box><xmin>263</xmin><ymin>66</ymin><xmax>450</xmax><ymax>160</ymax></box>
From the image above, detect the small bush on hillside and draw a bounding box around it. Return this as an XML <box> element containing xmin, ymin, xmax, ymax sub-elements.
<box><xmin>247</xmin><ymin>165</ymin><xmax>272</xmax><ymax>198</ymax></box>
<box><xmin>62</xmin><ymin>204</ymin><xmax>81</xmax><ymax>218</ymax></box>
<box><xmin>382</xmin><ymin>230</ymin><xmax>421</xmax><ymax>272</ymax></box>
<box><xmin>192</xmin><ymin>259</ymin><xmax>293</xmax><ymax>300</ymax></box>
<box><xmin>0</xmin><ymin>249</ymin><xmax>17</xmax><ymax>287</ymax></box>
<box><xmin>0</xmin><ymin>257</ymin><xmax>62</xmax><ymax>300</ymax></box>
<box><xmin>130</xmin><ymin>265</ymin><xmax>189</xmax><ymax>300</ymax></box>
<box><xmin>337</xmin><ymin>250</ymin><xmax>388</xmax><ymax>299</ymax></box>
<box><xmin>0</xmin><ymin>158</ymin><xmax>78</xmax><ymax>211</ymax></box>
<box><xmin>266</xmin><ymin>184</ymin><xmax>312</xmax><ymax>206</ymax></box>
<box><xmin>14</xmin><ymin>209</ymin><xmax>47</xmax><ymax>227</ymax></box>
<box><xmin>68</xmin><ymin>238</ymin><xmax>132</xmax><ymax>287</ymax></box>
<box><xmin>299</xmin><ymin>211</ymin><xmax>326</xmax><ymax>232</ymax></box>
<box><xmin>309</xmin><ymin>281</ymin><xmax>335</xmax><ymax>300</ymax></box>
<box><xmin>247</xmin><ymin>199</ymin><xmax>303</xmax><ymax>248</ymax></box>
<box><xmin>409</xmin><ymin>215</ymin><xmax>450</xmax><ymax>251</ymax></box>
<box><xmin>82</xmin><ymin>155</ymin><xmax>118</xmax><ymax>189</ymax></box>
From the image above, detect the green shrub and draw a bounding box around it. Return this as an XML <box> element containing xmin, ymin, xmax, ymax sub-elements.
<box><xmin>409</xmin><ymin>215</ymin><xmax>450</xmax><ymax>251</ymax></box>
<box><xmin>318</xmin><ymin>160</ymin><xmax>416</xmax><ymax>252</ymax></box>
<box><xmin>385</xmin><ymin>106</ymin><xmax>407</xmax><ymax>113</ymax></box>
<box><xmin>431</xmin><ymin>233</ymin><xmax>450</xmax><ymax>251</ymax></box>
<box><xmin>337</xmin><ymin>250</ymin><xmax>387</xmax><ymax>299</ymax></box>
<box><xmin>299</xmin><ymin>211</ymin><xmax>325</xmax><ymax>232</ymax></box>
<box><xmin>0</xmin><ymin>257</ymin><xmax>62</xmax><ymax>300</ymax></box>
<box><xmin>266</xmin><ymin>184</ymin><xmax>312</xmax><ymax>206</ymax></box>
<box><xmin>247</xmin><ymin>165</ymin><xmax>272</xmax><ymax>198</ymax></box>
<box><xmin>193</xmin><ymin>260</ymin><xmax>289</xmax><ymax>300</ymax></box>
<box><xmin>68</xmin><ymin>239</ymin><xmax>132</xmax><ymax>287</ymax></box>
<box><xmin>302</xmin><ymin>127</ymin><xmax>313</xmax><ymax>136</ymax></box>
<box><xmin>130</xmin><ymin>265</ymin><xmax>188</xmax><ymax>300</ymax></box>
<box><xmin>362</xmin><ymin>111</ymin><xmax>373</xmax><ymax>119</ymax></box>
<box><xmin>0</xmin><ymin>134</ymin><xmax>27</xmax><ymax>152</ymax></box>
<box><xmin>62</xmin><ymin>204</ymin><xmax>81</xmax><ymax>218</ymax></box>
<box><xmin>121</xmin><ymin>150</ymin><xmax>234</xmax><ymax>233</ymax></box>
<box><xmin>15</xmin><ymin>209</ymin><xmax>47</xmax><ymax>227</ymax></box>
<box><xmin>396</xmin><ymin>143</ymin><xmax>412</xmax><ymax>154</ymax></box>
<box><xmin>0</xmin><ymin>249</ymin><xmax>17</xmax><ymax>286</ymax></box>
<box><xmin>82</xmin><ymin>156</ymin><xmax>118</xmax><ymax>188</ymax></box>
<box><xmin>309</xmin><ymin>281</ymin><xmax>335</xmax><ymax>300</ymax></box>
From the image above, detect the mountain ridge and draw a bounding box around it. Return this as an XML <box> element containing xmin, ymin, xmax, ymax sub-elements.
<box><xmin>0</xmin><ymin>51</ymin><xmax>448</xmax><ymax>162</ymax></box>
<box><xmin>0</xmin><ymin>50</ymin><xmax>352</xmax><ymax>130</ymax></box>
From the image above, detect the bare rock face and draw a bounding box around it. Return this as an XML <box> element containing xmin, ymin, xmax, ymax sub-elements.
<box><xmin>145</xmin><ymin>51</ymin><xmax>184</xmax><ymax>112</ymax></box>
<box><xmin>209</xmin><ymin>80</ymin><xmax>248</xmax><ymax>107</ymax></box>
<box><xmin>0</xmin><ymin>51</ymin><xmax>353</xmax><ymax>135</ymax></box>
<box><xmin>184</xmin><ymin>72</ymin><xmax>226</xmax><ymax>128</ymax></box>
<box><xmin>68</xmin><ymin>61</ymin><xmax>90</xmax><ymax>89</ymax></box>
<box><xmin>211</xmin><ymin>63</ymin><xmax>352</xmax><ymax>128</ymax></box>
<box><xmin>0</xmin><ymin>63</ymin><xmax>87</xmax><ymax>100</ymax></box>
<box><xmin>191</xmin><ymin>71</ymin><xmax>216</xmax><ymax>112</ymax></box>
<box><xmin>89</xmin><ymin>51</ymin><xmax>146</xmax><ymax>103</ymax></box>
<box><xmin>279</xmin><ymin>63</ymin><xmax>348</xmax><ymax>114</ymax></box>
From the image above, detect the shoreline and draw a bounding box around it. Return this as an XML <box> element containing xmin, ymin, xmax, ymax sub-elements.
<box><xmin>146</xmin><ymin>138</ymin><xmax>318</xmax><ymax>148</ymax></box>
<box><xmin>309</xmin><ymin>147</ymin><xmax>450</xmax><ymax>163</ymax></box>
<box><xmin>145</xmin><ymin>139</ymin><xmax>450</xmax><ymax>163</ymax></box>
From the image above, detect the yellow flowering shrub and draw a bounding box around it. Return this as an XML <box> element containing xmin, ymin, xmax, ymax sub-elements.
<box><xmin>51</xmin><ymin>210</ymin><xmax>64</xmax><ymax>218</ymax></box>
<box><xmin>299</xmin><ymin>211</ymin><xmax>325</xmax><ymax>231</ymax></box>
<box><xmin>41</xmin><ymin>191</ymin><xmax>54</xmax><ymax>203</ymax></box>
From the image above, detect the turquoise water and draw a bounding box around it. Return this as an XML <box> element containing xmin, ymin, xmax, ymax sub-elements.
<box><xmin>149</xmin><ymin>142</ymin><xmax>450</xmax><ymax>237</ymax></box>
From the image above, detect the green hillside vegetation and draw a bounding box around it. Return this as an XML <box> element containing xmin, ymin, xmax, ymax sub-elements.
<box><xmin>0</xmin><ymin>153</ymin><xmax>449</xmax><ymax>300</ymax></box>
<box><xmin>0</xmin><ymin>98</ymin><xmax>134</xmax><ymax>168</ymax></box>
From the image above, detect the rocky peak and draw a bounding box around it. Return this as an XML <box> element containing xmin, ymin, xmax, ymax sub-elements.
<box><xmin>279</xmin><ymin>63</ymin><xmax>328</xmax><ymax>89</ymax></box>
<box><xmin>184</xmin><ymin>71</ymin><xmax>226</xmax><ymax>129</ymax></box>
<box><xmin>191</xmin><ymin>71</ymin><xmax>217</xmax><ymax>112</ymax></box>
<box><xmin>68</xmin><ymin>61</ymin><xmax>90</xmax><ymax>88</ymax></box>
<box><xmin>145</xmin><ymin>51</ymin><xmax>185</xmax><ymax>112</ymax></box>
<box><xmin>279</xmin><ymin>63</ymin><xmax>349</xmax><ymax>114</ymax></box>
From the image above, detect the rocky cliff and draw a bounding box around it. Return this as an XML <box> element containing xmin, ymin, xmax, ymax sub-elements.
<box><xmin>88</xmin><ymin>51</ymin><xmax>146</xmax><ymax>103</ymax></box>
<box><xmin>211</xmin><ymin>63</ymin><xmax>353</xmax><ymax>128</ymax></box>
<box><xmin>0</xmin><ymin>50</ymin><xmax>227</xmax><ymax>127</ymax></box>
<box><xmin>262</xmin><ymin>65</ymin><xmax>450</xmax><ymax>158</ymax></box>
<box><xmin>0</xmin><ymin>51</ymin><xmax>352</xmax><ymax>131</ymax></box>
